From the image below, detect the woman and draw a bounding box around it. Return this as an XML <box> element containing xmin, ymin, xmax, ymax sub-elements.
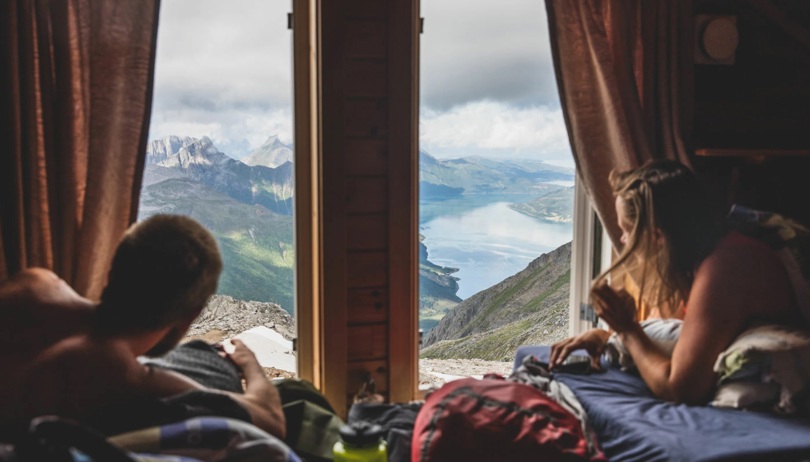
<box><xmin>550</xmin><ymin>160</ymin><xmax>801</xmax><ymax>404</ymax></box>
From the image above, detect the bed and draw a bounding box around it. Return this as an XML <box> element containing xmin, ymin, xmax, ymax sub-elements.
<box><xmin>515</xmin><ymin>346</ymin><xmax>810</xmax><ymax>462</ymax></box>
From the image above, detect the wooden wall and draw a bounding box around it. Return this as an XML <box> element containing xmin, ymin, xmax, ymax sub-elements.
<box><xmin>692</xmin><ymin>0</ymin><xmax>810</xmax><ymax>225</ymax></box>
<box><xmin>319</xmin><ymin>0</ymin><xmax>419</xmax><ymax>415</ymax></box>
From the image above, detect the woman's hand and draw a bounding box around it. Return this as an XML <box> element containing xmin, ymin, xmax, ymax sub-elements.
<box><xmin>591</xmin><ymin>282</ymin><xmax>638</xmax><ymax>334</ymax></box>
<box><xmin>549</xmin><ymin>328</ymin><xmax>611</xmax><ymax>370</ymax></box>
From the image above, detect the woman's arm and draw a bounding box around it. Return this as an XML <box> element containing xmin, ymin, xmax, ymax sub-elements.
<box><xmin>596</xmin><ymin>242</ymin><xmax>791</xmax><ymax>404</ymax></box>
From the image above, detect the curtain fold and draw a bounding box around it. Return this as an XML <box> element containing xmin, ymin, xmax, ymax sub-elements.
<box><xmin>0</xmin><ymin>0</ymin><xmax>160</xmax><ymax>299</ymax></box>
<box><xmin>546</xmin><ymin>0</ymin><xmax>693</xmax><ymax>245</ymax></box>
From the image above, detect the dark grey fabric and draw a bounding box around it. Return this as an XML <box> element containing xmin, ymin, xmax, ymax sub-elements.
<box><xmin>140</xmin><ymin>340</ymin><xmax>243</xmax><ymax>393</ymax></box>
<box><xmin>347</xmin><ymin>402</ymin><xmax>423</xmax><ymax>462</ymax></box>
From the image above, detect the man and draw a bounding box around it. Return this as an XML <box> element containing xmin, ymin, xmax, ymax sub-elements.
<box><xmin>0</xmin><ymin>215</ymin><xmax>285</xmax><ymax>439</ymax></box>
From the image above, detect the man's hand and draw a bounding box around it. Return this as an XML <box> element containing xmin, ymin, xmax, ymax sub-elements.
<box><xmin>223</xmin><ymin>339</ymin><xmax>261</xmax><ymax>373</ymax></box>
<box><xmin>591</xmin><ymin>281</ymin><xmax>638</xmax><ymax>334</ymax></box>
<box><xmin>549</xmin><ymin>328</ymin><xmax>611</xmax><ymax>370</ymax></box>
<box><xmin>218</xmin><ymin>339</ymin><xmax>286</xmax><ymax>439</ymax></box>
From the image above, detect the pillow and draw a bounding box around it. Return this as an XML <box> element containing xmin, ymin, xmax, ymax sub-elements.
<box><xmin>603</xmin><ymin>319</ymin><xmax>682</xmax><ymax>371</ymax></box>
<box><xmin>713</xmin><ymin>324</ymin><xmax>810</xmax><ymax>414</ymax></box>
<box><xmin>710</xmin><ymin>382</ymin><xmax>780</xmax><ymax>410</ymax></box>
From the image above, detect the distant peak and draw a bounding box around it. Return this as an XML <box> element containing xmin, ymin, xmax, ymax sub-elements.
<box><xmin>419</xmin><ymin>150</ymin><xmax>438</xmax><ymax>160</ymax></box>
<box><xmin>262</xmin><ymin>134</ymin><xmax>283</xmax><ymax>146</ymax></box>
<box><xmin>242</xmin><ymin>135</ymin><xmax>293</xmax><ymax>168</ymax></box>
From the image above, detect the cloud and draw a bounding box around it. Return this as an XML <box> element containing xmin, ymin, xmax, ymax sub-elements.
<box><xmin>149</xmin><ymin>0</ymin><xmax>293</xmax><ymax>157</ymax></box>
<box><xmin>420</xmin><ymin>101</ymin><xmax>571</xmax><ymax>161</ymax></box>
<box><xmin>420</xmin><ymin>0</ymin><xmax>559</xmax><ymax>109</ymax></box>
<box><xmin>147</xmin><ymin>0</ymin><xmax>566</xmax><ymax>161</ymax></box>
<box><xmin>149</xmin><ymin>105</ymin><xmax>292</xmax><ymax>159</ymax></box>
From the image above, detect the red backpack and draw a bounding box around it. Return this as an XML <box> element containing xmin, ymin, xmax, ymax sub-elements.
<box><xmin>411</xmin><ymin>377</ymin><xmax>605</xmax><ymax>462</ymax></box>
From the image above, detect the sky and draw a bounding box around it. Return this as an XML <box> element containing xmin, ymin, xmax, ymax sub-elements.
<box><xmin>148</xmin><ymin>0</ymin><xmax>573</xmax><ymax>166</ymax></box>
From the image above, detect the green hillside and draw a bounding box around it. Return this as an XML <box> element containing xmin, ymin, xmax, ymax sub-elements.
<box><xmin>420</xmin><ymin>301</ymin><xmax>568</xmax><ymax>362</ymax></box>
<box><xmin>138</xmin><ymin>178</ymin><xmax>295</xmax><ymax>314</ymax></box>
<box><xmin>508</xmin><ymin>186</ymin><xmax>574</xmax><ymax>223</ymax></box>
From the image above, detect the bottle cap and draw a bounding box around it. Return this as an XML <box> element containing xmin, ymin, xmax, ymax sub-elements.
<box><xmin>339</xmin><ymin>422</ymin><xmax>385</xmax><ymax>446</ymax></box>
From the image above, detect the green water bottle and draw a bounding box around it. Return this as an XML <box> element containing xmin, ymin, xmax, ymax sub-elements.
<box><xmin>333</xmin><ymin>422</ymin><xmax>388</xmax><ymax>462</ymax></box>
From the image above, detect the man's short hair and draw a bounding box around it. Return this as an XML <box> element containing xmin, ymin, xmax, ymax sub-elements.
<box><xmin>98</xmin><ymin>215</ymin><xmax>223</xmax><ymax>332</ymax></box>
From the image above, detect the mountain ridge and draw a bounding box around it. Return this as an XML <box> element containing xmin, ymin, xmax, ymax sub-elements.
<box><xmin>145</xmin><ymin>135</ymin><xmax>294</xmax><ymax>215</ymax></box>
<box><xmin>421</xmin><ymin>241</ymin><xmax>571</xmax><ymax>361</ymax></box>
<box><xmin>419</xmin><ymin>150</ymin><xmax>574</xmax><ymax>198</ymax></box>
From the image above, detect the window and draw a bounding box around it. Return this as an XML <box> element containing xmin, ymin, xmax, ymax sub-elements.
<box><xmin>291</xmin><ymin>0</ymin><xmax>600</xmax><ymax>406</ymax></box>
<box><xmin>139</xmin><ymin>0</ymin><xmax>298</xmax><ymax>377</ymax></box>
<box><xmin>417</xmin><ymin>0</ymin><xmax>580</xmax><ymax>385</ymax></box>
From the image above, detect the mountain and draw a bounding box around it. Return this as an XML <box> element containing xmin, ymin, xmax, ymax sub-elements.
<box><xmin>419</xmin><ymin>151</ymin><xmax>574</xmax><ymax>198</ymax></box>
<box><xmin>138</xmin><ymin>177</ymin><xmax>295</xmax><ymax>314</ymax></box>
<box><xmin>421</xmin><ymin>241</ymin><xmax>571</xmax><ymax>362</ymax></box>
<box><xmin>139</xmin><ymin>136</ymin><xmax>573</xmax><ymax>326</ymax></box>
<box><xmin>145</xmin><ymin>136</ymin><xmax>294</xmax><ymax>215</ymax></box>
<box><xmin>242</xmin><ymin>135</ymin><xmax>294</xmax><ymax>168</ymax></box>
<box><xmin>508</xmin><ymin>186</ymin><xmax>575</xmax><ymax>223</ymax></box>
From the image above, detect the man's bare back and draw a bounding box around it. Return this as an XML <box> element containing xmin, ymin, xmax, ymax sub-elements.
<box><xmin>0</xmin><ymin>269</ymin><xmax>101</xmax><ymax>430</ymax></box>
<box><xmin>2</xmin><ymin>216</ymin><xmax>286</xmax><ymax>439</ymax></box>
<box><xmin>0</xmin><ymin>268</ymin><xmax>284</xmax><ymax>439</ymax></box>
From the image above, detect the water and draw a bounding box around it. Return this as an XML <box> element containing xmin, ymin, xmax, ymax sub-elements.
<box><xmin>420</xmin><ymin>193</ymin><xmax>573</xmax><ymax>299</ymax></box>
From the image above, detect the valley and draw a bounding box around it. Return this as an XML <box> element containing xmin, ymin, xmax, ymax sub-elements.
<box><xmin>139</xmin><ymin>135</ymin><xmax>576</xmax><ymax>360</ymax></box>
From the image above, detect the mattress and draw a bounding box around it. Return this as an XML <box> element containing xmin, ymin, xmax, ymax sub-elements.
<box><xmin>515</xmin><ymin>346</ymin><xmax>810</xmax><ymax>462</ymax></box>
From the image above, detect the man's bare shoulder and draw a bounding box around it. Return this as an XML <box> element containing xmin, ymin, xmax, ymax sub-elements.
<box><xmin>0</xmin><ymin>268</ymin><xmax>85</xmax><ymax>305</ymax></box>
<box><xmin>33</xmin><ymin>334</ymin><xmax>133</xmax><ymax>388</ymax></box>
<box><xmin>4</xmin><ymin>334</ymin><xmax>137</xmax><ymax>423</ymax></box>
<box><xmin>0</xmin><ymin>269</ymin><xmax>95</xmax><ymax>347</ymax></box>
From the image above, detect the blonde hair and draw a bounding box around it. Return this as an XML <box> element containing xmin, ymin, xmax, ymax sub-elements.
<box><xmin>593</xmin><ymin>160</ymin><xmax>721</xmax><ymax>317</ymax></box>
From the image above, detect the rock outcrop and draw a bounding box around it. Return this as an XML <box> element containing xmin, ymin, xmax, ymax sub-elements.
<box><xmin>188</xmin><ymin>294</ymin><xmax>295</xmax><ymax>341</ymax></box>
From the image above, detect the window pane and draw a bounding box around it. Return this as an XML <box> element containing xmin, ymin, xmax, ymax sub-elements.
<box><xmin>418</xmin><ymin>0</ymin><xmax>575</xmax><ymax>386</ymax></box>
<box><xmin>138</xmin><ymin>0</ymin><xmax>297</xmax><ymax>378</ymax></box>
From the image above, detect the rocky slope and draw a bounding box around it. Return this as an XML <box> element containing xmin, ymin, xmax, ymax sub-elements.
<box><xmin>188</xmin><ymin>294</ymin><xmax>295</xmax><ymax>340</ymax></box>
<box><xmin>421</xmin><ymin>242</ymin><xmax>571</xmax><ymax>361</ymax></box>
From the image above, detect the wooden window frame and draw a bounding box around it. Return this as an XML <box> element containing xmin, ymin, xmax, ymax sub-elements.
<box><xmin>293</xmin><ymin>0</ymin><xmax>421</xmax><ymax>409</ymax></box>
<box><xmin>292</xmin><ymin>0</ymin><xmax>322</xmax><ymax>386</ymax></box>
<box><xmin>294</xmin><ymin>0</ymin><xmax>592</xmax><ymax>404</ymax></box>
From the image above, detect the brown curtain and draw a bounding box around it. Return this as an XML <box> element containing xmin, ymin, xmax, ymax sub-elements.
<box><xmin>546</xmin><ymin>0</ymin><xmax>693</xmax><ymax>244</ymax></box>
<box><xmin>0</xmin><ymin>0</ymin><xmax>160</xmax><ymax>299</ymax></box>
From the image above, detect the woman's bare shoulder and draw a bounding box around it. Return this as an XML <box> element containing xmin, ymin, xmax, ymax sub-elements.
<box><xmin>694</xmin><ymin>232</ymin><xmax>794</xmax><ymax>319</ymax></box>
<box><xmin>700</xmin><ymin>232</ymin><xmax>784</xmax><ymax>276</ymax></box>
